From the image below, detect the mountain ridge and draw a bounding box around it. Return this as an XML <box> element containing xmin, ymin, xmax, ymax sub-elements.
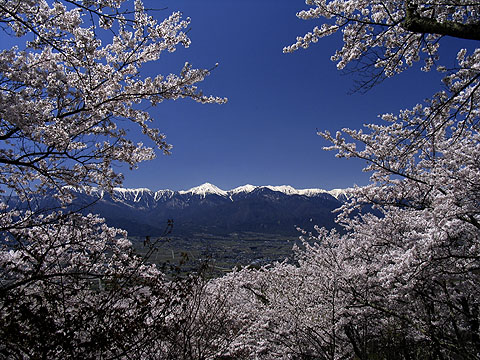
<box><xmin>60</xmin><ymin>183</ymin><xmax>351</xmax><ymax>236</ymax></box>
<box><xmin>70</xmin><ymin>182</ymin><xmax>352</xmax><ymax>202</ymax></box>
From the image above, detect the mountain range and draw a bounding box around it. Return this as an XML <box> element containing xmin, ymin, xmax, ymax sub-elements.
<box><xmin>61</xmin><ymin>183</ymin><xmax>350</xmax><ymax>236</ymax></box>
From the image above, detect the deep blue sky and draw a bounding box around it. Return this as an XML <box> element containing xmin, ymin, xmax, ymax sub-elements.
<box><xmin>122</xmin><ymin>0</ymin><xmax>453</xmax><ymax>191</ymax></box>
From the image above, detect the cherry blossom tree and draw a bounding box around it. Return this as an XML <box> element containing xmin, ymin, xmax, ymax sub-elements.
<box><xmin>284</xmin><ymin>0</ymin><xmax>480</xmax><ymax>91</ymax></box>
<box><xmin>1</xmin><ymin>212</ymin><xmax>179</xmax><ymax>358</ymax></box>
<box><xmin>206</xmin><ymin>1</ymin><xmax>480</xmax><ymax>359</ymax></box>
<box><xmin>211</xmin><ymin>231</ymin><xmax>350</xmax><ymax>360</ymax></box>
<box><xmin>287</xmin><ymin>1</ymin><xmax>480</xmax><ymax>358</ymax></box>
<box><xmin>0</xmin><ymin>0</ymin><xmax>228</xmax><ymax>358</ymax></box>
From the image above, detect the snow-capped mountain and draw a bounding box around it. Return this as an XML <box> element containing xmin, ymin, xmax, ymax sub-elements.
<box><xmin>70</xmin><ymin>182</ymin><xmax>351</xmax><ymax>204</ymax></box>
<box><xmin>38</xmin><ymin>183</ymin><xmax>352</xmax><ymax>236</ymax></box>
<box><xmin>172</xmin><ymin>183</ymin><xmax>349</xmax><ymax>200</ymax></box>
<box><xmin>179</xmin><ymin>183</ymin><xmax>228</xmax><ymax>198</ymax></box>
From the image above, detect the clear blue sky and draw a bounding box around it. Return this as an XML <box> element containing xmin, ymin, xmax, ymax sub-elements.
<box><xmin>121</xmin><ymin>0</ymin><xmax>453</xmax><ymax>192</ymax></box>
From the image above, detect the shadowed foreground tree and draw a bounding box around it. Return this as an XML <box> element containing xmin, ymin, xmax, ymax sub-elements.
<box><xmin>0</xmin><ymin>0</ymin><xmax>234</xmax><ymax>358</ymax></box>
<box><xmin>207</xmin><ymin>1</ymin><xmax>480</xmax><ymax>359</ymax></box>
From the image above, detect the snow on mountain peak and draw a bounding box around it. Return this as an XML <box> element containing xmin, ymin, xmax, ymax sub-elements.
<box><xmin>88</xmin><ymin>183</ymin><xmax>350</xmax><ymax>201</ymax></box>
<box><xmin>230</xmin><ymin>184</ymin><xmax>257</xmax><ymax>194</ymax></box>
<box><xmin>327</xmin><ymin>188</ymin><xmax>352</xmax><ymax>200</ymax></box>
<box><xmin>297</xmin><ymin>188</ymin><xmax>329</xmax><ymax>197</ymax></box>
<box><xmin>175</xmin><ymin>183</ymin><xmax>350</xmax><ymax>199</ymax></box>
<box><xmin>177</xmin><ymin>183</ymin><xmax>325</xmax><ymax>198</ymax></box>
<box><xmin>113</xmin><ymin>187</ymin><xmax>152</xmax><ymax>194</ymax></box>
<box><xmin>264</xmin><ymin>185</ymin><xmax>299</xmax><ymax>195</ymax></box>
<box><xmin>111</xmin><ymin>187</ymin><xmax>154</xmax><ymax>204</ymax></box>
<box><xmin>179</xmin><ymin>182</ymin><xmax>228</xmax><ymax>198</ymax></box>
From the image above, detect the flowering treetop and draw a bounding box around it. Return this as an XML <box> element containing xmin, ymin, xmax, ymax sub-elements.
<box><xmin>284</xmin><ymin>1</ymin><xmax>480</xmax><ymax>89</ymax></box>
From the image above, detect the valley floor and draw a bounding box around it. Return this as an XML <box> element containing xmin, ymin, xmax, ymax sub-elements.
<box><xmin>130</xmin><ymin>232</ymin><xmax>300</xmax><ymax>274</ymax></box>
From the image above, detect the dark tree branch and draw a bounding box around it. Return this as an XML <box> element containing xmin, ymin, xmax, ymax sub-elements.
<box><xmin>403</xmin><ymin>4</ymin><xmax>480</xmax><ymax>40</ymax></box>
